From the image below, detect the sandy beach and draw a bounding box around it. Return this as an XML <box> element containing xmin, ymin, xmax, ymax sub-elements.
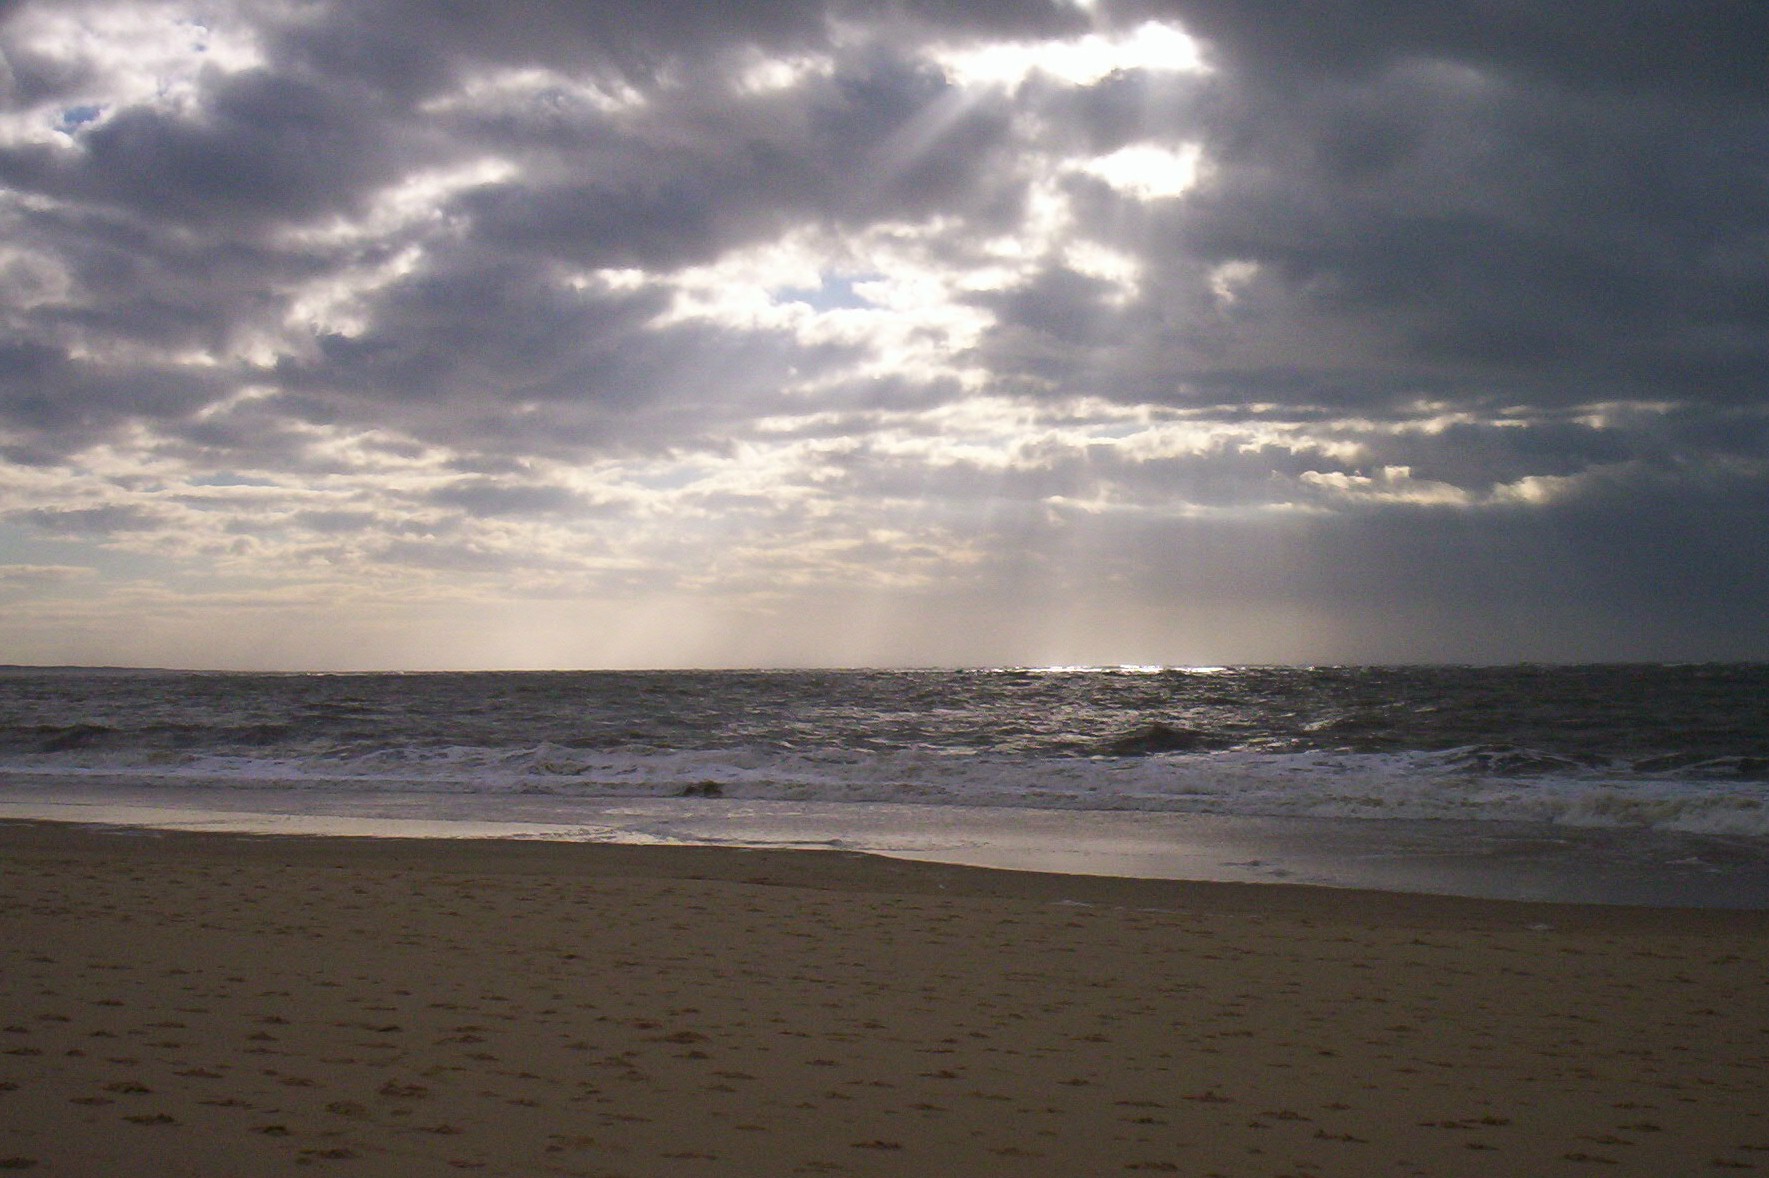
<box><xmin>1</xmin><ymin>821</ymin><xmax>1765</xmax><ymax>1176</ymax></box>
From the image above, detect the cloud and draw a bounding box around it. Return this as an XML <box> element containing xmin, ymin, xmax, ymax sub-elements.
<box><xmin>426</xmin><ymin>477</ymin><xmax>591</xmax><ymax>517</ymax></box>
<box><xmin>0</xmin><ymin>561</ymin><xmax>91</xmax><ymax>586</ymax></box>
<box><xmin>14</xmin><ymin>503</ymin><xmax>165</xmax><ymax>535</ymax></box>
<box><xmin>0</xmin><ymin>0</ymin><xmax>1764</xmax><ymax>666</ymax></box>
<box><xmin>1109</xmin><ymin>0</ymin><xmax>1769</xmax><ymax>413</ymax></box>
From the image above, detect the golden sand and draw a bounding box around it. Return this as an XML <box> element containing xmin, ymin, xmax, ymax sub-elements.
<box><xmin>1</xmin><ymin>821</ymin><xmax>1766</xmax><ymax>1176</ymax></box>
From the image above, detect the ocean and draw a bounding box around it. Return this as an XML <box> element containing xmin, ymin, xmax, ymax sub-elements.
<box><xmin>3</xmin><ymin>663</ymin><xmax>1768</xmax><ymax>906</ymax></box>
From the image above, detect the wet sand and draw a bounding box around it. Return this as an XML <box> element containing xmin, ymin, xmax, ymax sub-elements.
<box><xmin>1</xmin><ymin>820</ymin><xmax>1766</xmax><ymax>1176</ymax></box>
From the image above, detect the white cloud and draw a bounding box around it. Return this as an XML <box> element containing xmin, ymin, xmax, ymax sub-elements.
<box><xmin>1299</xmin><ymin>465</ymin><xmax>1473</xmax><ymax>506</ymax></box>
<box><xmin>649</xmin><ymin>222</ymin><xmax>999</xmax><ymax>390</ymax></box>
<box><xmin>1207</xmin><ymin>259</ymin><xmax>1259</xmax><ymax>306</ymax></box>
<box><xmin>282</xmin><ymin>158</ymin><xmax>518</xmax><ymax>250</ymax></box>
<box><xmin>1060</xmin><ymin>239</ymin><xmax>1142</xmax><ymax>301</ymax></box>
<box><xmin>0</xmin><ymin>1</ymin><xmax>263</xmax><ymax>145</ymax></box>
<box><xmin>1492</xmin><ymin>472</ymin><xmax>1584</xmax><ymax>505</ymax></box>
<box><xmin>0</xmin><ymin>563</ymin><xmax>93</xmax><ymax>586</ymax></box>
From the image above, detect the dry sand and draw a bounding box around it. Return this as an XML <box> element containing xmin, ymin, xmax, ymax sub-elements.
<box><xmin>1</xmin><ymin>820</ymin><xmax>1765</xmax><ymax>1177</ymax></box>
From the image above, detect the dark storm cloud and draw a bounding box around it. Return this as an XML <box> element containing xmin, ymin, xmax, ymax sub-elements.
<box><xmin>288</xmin><ymin>508</ymin><xmax>380</xmax><ymax>535</ymax></box>
<box><xmin>0</xmin><ymin>69</ymin><xmax>418</xmax><ymax>229</ymax></box>
<box><xmin>1063</xmin><ymin>493</ymin><xmax>1769</xmax><ymax>663</ymax></box>
<box><xmin>273</xmin><ymin>258</ymin><xmax>673</xmax><ymax>406</ymax></box>
<box><xmin>426</xmin><ymin>478</ymin><xmax>590</xmax><ymax>517</ymax></box>
<box><xmin>12</xmin><ymin>200</ymin><xmax>330</xmax><ymax>352</ymax></box>
<box><xmin>13</xmin><ymin>503</ymin><xmax>164</xmax><ymax>535</ymax></box>
<box><xmin>1136</xmin><ymin>0</ymin><xmax>1769</xmax><ymax>101</ymax></box>
<box><xmin>265</xmin><ymin>0</ymin><xmax>1089</xmax><ymax>97</ymax></box>
<box><xmin>266</xmin><ymin>270</ymin><xmax>858</xmax><ymax>459</ymax></box>
<box><xmin>0</xmin><ymin>335</ymin><xmax>230</xmax><ymax>463</ymax></box>
<box><xmin>1062</xmin><ymin>0</ymin><xmax>1769</xmax><ymax>416</ymax></box>
<box><xmin>442</xmin><ymin>54</ymin><xmax>1024</xmax><ymax>273</ymax></box>
<box><xmin>1287</xmin><ymin>466</ymin><xmax>1769</xmax><ymax>661</ymax></box>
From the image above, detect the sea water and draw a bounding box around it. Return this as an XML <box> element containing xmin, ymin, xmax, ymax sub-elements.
<box><xmin>3</xmin><ymin>664</ymin><xmax>1767</xmax><ymax>905</ymax></box>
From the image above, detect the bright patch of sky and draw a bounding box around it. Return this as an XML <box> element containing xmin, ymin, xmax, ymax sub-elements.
<box><xmin>649</xmin><ymin>226</ymin><xmax>1000</xmax><ymax>389</ymax></box>
<box><xmin>1076</xmin><ymin>142</ymin><xmax>1202</xmax><ymax>200</ymax></box>
<box><xmin>729</xmin><ymin>48</ymin><xmax>836</xmax><ymax>95</ymax></box>
<box><xmin>934</xmin><ymin>20</ymin><xmax>1206</xmax><ymax>89</ymax></box>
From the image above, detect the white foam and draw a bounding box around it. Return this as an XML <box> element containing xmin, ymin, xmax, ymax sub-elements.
<box><xmin>4</xmin><ymin>741</ymin><xmax>1767</xmax><ymax>840</ymax></box>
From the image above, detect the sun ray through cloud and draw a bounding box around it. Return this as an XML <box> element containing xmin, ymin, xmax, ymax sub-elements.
<box><xmin>0</xmin><ymin>0</ymin><xmax>1764</xmax><ymax>667</ymax></box>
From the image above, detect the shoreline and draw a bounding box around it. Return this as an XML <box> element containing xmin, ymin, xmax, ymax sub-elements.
<box><xmin>11</xmin><ymin>815</ymin><xmax>1768</xmax><ymax>924</ymax></box>
<box><xmin>4</xmin><ymin>819</ymin><xmax>1768</xmax><ymax>1176</ymax></box>
<box><xmin>8</xmin><ymin>788</ymin><xmax>1769</xmax><ymax>910</ymax></box>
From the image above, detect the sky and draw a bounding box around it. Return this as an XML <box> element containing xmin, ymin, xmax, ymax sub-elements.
<box><xmin>1</xmin><ymin>0</ymin><xmax>1767</xmax><ymax>670</ymax></box>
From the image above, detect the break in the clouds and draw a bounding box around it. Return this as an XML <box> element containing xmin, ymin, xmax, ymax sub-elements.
<box><xmin>0</xmin><ymin>0</ymin><xmax>1765</xmax><ymax>669</ymax></box>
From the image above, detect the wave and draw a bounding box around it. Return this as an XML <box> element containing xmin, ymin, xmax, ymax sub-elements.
<box><xmin>1093</xmin><ymin>721</ymin><xmax>1219</xmax><ymax>755</ymax></box>
<box><xmin>5</xmin><ymin>741</ymin><xmax>1768</xmax><ymax>839</ymax></box>
<box><xmin>2</xmin><ymin>722</ymin><xmax>301</xmax><ymax>754</ymax></box>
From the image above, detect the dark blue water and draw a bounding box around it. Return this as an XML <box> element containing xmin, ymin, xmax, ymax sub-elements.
<box><xmin>1</xmin><ymin>664</ymin><xmax>1765</xmax><ymax>836</ymax></box>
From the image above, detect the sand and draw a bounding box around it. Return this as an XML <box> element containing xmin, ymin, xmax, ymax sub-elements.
<box><xmin>1</xmin><ymin>821</ymin><xmax>1766</xmax><ymax>1177</ymax></box>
